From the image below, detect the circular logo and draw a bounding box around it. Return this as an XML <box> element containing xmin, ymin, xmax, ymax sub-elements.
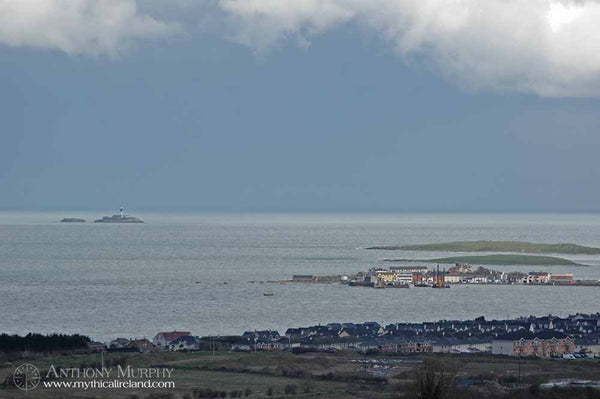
<box><xmin>13</xmin><ymin>363</ymin><xmax>41</xmax><ymax>391</ymax></box>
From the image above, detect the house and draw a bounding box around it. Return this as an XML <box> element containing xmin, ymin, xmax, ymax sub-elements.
<box><xmin>390</xmin><ymin>266</ymin><xmax>429</xmax><ymax>274</ymax></box>
<box><xmin>109</xmin><ymin>338</ymin><xmax>131</xmax><ymax>349</ymax></box>
<box><xmin>87</xmin><ymin>341</ymin><xmax>106</xmax><ymax>352</ymax></box>
<box><xmin>505</xmin><ymin>272</ymin><xmax>527</xmax><ymax>283</ymax></box>
<box><xmin>444</xmin><ymin>274</ymin><xmax>462</xmax><ymax>283</ymax></box>
<box><xmin>433</xmin><ymin>339</ymin><xmax>490</xmax><ymax>354</ymax></box>
<box><xmin>492</xmin><ymin>331</ymin><xmax>575</xmax><ymax>358</ymax></box>
<box><xmin>448</xmin><ymin>264</ymin><xmax>472</xmax><ymax>274</ymax></box>
<box><xmin>169</xmin><ymin>336</ymin><xmax>200</xmax><ymax>351</ymax></box>
<box><xmin>127</xmin><ymin>339</ymin><xmax>156</xmax><ymax>353</ymax></box>
<box><xmin>395</xmin><ymin>273</ymin><xmax>414</xmax><ymax>284</ymax></box>
<box><xmin>285</xmin><ymin>327</ymin><xmax>314</xmax><ymax>339</ymax></box>
<box><xmin>412</xmin><ymin>272</ymin><xmax>424</xmax><ymax>283</ymax></box>
<box><xmin>381</xmin><ymin>340</ymin><xmax>433</xmax><ymax>353</ymax></box>
<box><xmin>375</xmin><ymin>270</ymin><xmax>397</xmax><ymax>283</ymax></box>
<box><xmin>256</xmin><ymin>337</ymin><xmax>282</xmax><ymax>351</ymax></box>
<box><xmin>242</xmin><ymin>330</ymin><xmax>281</xmax><ymax>341</ymax></box>
<box><xmin>357</xmin><ymin>337</ymin><xmax>382</xmax><ymax>353</ymax></box>
<box><xmin>153</xmin><ymin>331</ymin><xmax>191</xmax><ymax>348</ymax></box>
<box><xmin>527</xmin><ymin>272</ymin><xmax>550</xmax><ymax>284</ymax></box>
<box><xmin>362</xmin><ymin>322</ymin><xmax>382</xmax><ymax>333</ymax></box>
<box><xmin>231</xmin><ymin>337</ymin><xmax>254</xmax><ymax>351</ymax></box>
<box><xmin>338</xmin><ymin>328</ymin><xmax>358</xmax><ymax>338</ymax></box>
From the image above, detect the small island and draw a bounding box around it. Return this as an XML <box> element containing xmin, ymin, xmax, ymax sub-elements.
<box><xmin>385</xmin><ymin>254</ymin><xmax>584</xmax><ymax>266</ymax></box>
<box><xmin>60</xmin><ymin>218</ymin><xmax>86</xmax><ymax>223</ymax></box>
<box><xmin>366</xmin><ymin>240</ymin><xmax>600</xmax><ymax>255</ymax></box>
<box><xmin>94</xmin><ymin>207</ymin><xmax>144</xmax><ymax>223</ymax></box>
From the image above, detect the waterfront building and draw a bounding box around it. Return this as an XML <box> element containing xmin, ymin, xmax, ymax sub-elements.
<box><xmin>375</xmin><ymin>270</ymin><xmax>397</xmax><ymax>282</ymax></box>
<box><xmin>394</xmin><ymin>272</ymin><xmax>413</xmax><ymax>284</ymax></box>
<box><xmin>548</xmin><ymin>273</ymin><xmax>574</xmax><ymax>284</ymax></box>
<box><xmin>527</xmin><ymin>272</ymin><xmax>550</xmax><ymax>284</ymax></box>
<box><xmin>448</xmin><ymin>264</ymin><xmax>472</xmax><ymax>274</ymax></box>
<box><xmin>390</xmin><ymin>266</ymin><xmax>429</xmax><ymax>273</ymax></box>
<box><xmin>444</xmin><ymin>274</ymin><xmax>462</xmax><ymax>283</ymax></box>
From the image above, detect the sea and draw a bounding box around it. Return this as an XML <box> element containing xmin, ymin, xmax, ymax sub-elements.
<box><xmin>0</xmin><ymin>212</ymin><xmax>599</xmax><ymax>341</ymax></box>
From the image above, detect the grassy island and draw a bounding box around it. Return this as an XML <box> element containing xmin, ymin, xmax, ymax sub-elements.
<box><xmin>426</xmin><ymin>254</ymin><xmax>583</xmax><ymax>266</ymax></box>
<box><xmin>366</xmin><ymin>240</ymin><xmax>600</xmax><ymax>254</ymax></box>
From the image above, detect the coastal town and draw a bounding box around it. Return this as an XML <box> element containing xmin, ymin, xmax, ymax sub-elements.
<box><xmin>2</xmin><ymin>313</ymin><xmax>599</xmax><ymax>398</ymax></box>
<box><xmin>74</xmin><ymin>313</ymin><xmax>600</xmax><ymax>360</ymax></box>
<box><xmin>283</xmin><ymin>263</ymin><xmax>600</xmax><ymax>288</ymax></box>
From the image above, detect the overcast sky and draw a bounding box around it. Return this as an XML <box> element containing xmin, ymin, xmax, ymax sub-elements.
<box><xmin>2</xmin><ymin>0</ymin><xmax>600</xmax><ymax>212</ymax></box>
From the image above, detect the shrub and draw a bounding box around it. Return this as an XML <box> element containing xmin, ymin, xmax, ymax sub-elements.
<box><xmin>301</xmin><ymin>382</ymin><xmax>313</xmax><ymax>394</ymax></box>
<box><xmin>284</xmin><ymin>384</ymin><xmax>297</xmax><ymax>395</ymax></box>
<box><xmin>193</xmin><ymin>388</ymin><xmax>220</xmax><ymax>398</ymax></box>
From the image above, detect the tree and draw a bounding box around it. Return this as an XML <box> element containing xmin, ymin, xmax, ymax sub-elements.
<box><xmin>410</xmin><ymin>358</ymin><xmax>459</xmax><ymax>399</ymax></box>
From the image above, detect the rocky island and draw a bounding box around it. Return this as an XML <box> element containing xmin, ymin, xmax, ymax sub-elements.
<box><xmin>60</xmin><ymin>218</ymin><xmax>86</xmax><ymax>223</ymax></box>
<box><xmin>94</xmin><ymin>207</ymin><xmax>143</xmax><ymax>223</ymax></box>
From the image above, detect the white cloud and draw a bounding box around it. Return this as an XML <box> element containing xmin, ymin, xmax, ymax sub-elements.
<box><xmin>218</xmin><ymin>0</ymin><xmax>600</xmax><ymax>97</ymax></box>
<box><xmin>3</xmin><ymin>0</ymin><xmax>600</xmax><ymax>96</ymax></box>
<box><xmin>0</xmin><ymin>0</ymin><xmax>177</xmax><ymax>57</ymax></box>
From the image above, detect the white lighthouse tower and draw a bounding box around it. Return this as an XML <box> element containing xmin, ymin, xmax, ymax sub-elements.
<box><xmin>120</xmin><ymin>206</ymin><xmax>124</xmax><ymax>218</ymax></box>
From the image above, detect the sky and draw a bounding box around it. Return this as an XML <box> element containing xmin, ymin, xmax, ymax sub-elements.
<box><xmin>1</xmin><ymin>0</ymin><xmax>600</xmax><ymax>212</ymax></box>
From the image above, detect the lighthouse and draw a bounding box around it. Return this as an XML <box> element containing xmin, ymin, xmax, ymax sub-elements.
<box><xmin>120</xmin><ymin>207</ymin><xmax>124</xmax><ymax>218</ymax></box>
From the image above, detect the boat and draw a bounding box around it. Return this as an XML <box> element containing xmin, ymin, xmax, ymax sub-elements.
<box><xmin>263</xmin><ymin>290</ymin><xmax>274</xmax><ymax>296</ymax></box>
<box><xmin>432</xmin><ymin>265</ymin><xmax>450</xmax><ymax>288</ymax></box>
<box><xmin>391</xmin><ymin>283</ymin><xmax>410</xmax><ymax>288</ymax></box>
<box><xmin>432</xmin><ymin>283</ymin><xmax>451</xmax><ymax>289</ymax></box>
<box><xmin>94</xmin><ymin>207</ymin><xmax>143</xmax><ymax>223</ymax></box>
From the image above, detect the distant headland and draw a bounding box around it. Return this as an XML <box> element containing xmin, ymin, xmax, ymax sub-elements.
<box><xmin>366</xmin><ymin>240</ymin><xmax>600</xmax><ymax>255</ymax></box>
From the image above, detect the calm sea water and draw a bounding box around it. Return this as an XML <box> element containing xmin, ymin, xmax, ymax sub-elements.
<box><xmin>0</xmin><ymin>212</ymin><xmax>599</xmax><ymax>341</ymax></box>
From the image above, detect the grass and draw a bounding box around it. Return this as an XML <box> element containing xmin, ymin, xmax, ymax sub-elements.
<box><xmin>1</xmin><ymin>351</ymin><xmax>598</xmax><ymax>398</ymax></box>
<box><xmin>366</xmin><ymin>241</ymin><xmax>600</xmax><ymax>255</ymax></box>
<box><xmin>427</xmin><ymin>254</ymin><xmax>583</xmax><ymax>266</ymax></box>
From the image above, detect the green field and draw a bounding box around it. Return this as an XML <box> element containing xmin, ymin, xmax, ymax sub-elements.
<box><xmin>1</xmin><ymin>351</ymin><xmax>599</xmax><ymax>398</ymax></box>
<box><xmin>427</xmin><ymin>254</ymin><xmax>582</xmax><ymax>266</ymax></box>
<box><xmin>366</xmin><ymin>241</ymin><xmax>600</xmax><ymax>254</ymax></box>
